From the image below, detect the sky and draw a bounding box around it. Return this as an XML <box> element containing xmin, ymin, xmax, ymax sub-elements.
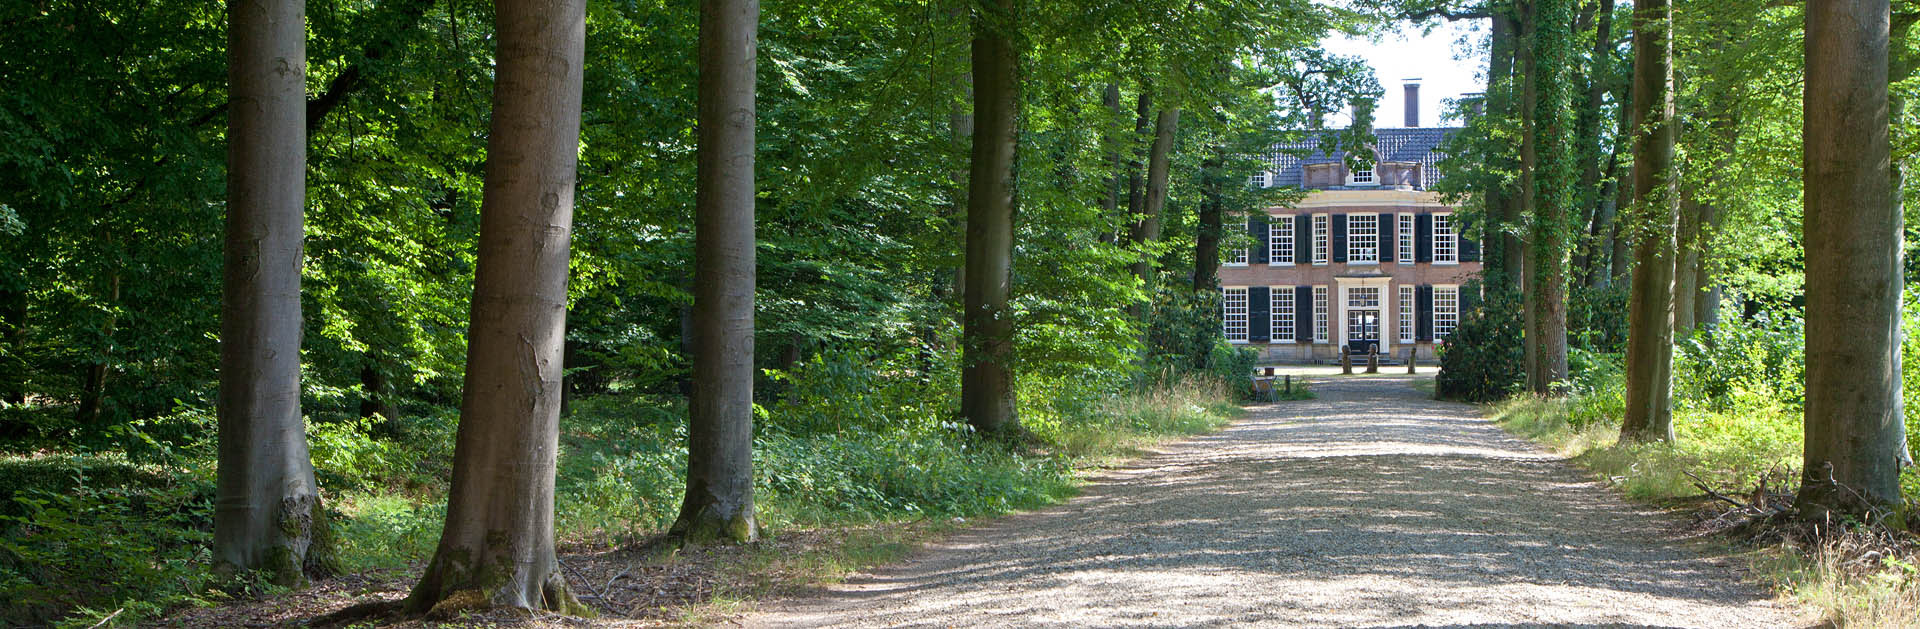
<box><xmin>1322</xmin><ymin>19</ymin><xmax>1489</xmax><ymax>129</ymax></box>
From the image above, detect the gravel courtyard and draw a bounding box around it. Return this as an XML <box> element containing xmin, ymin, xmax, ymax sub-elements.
<box><xmin>744</xmin><ymin>373</ymin><xmax>1808</xmax><ymax>628</ymax></box>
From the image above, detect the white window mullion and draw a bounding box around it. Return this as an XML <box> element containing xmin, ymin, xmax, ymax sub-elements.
<box><xmin>1398</xmin><ymin>285</ymin><xmax>1415</xmax><ymax>343</ymax></box>
<box><xmin>1397</xmin><ymin>213</ymin><xmax>1415</xmax><ymax>263</ymax></box>
<box><xmin>1435</xmin><ymin>285</ymin><xmax>1460</xmax><ymax>340</ymax></box>
<box><xmin>1312</xmin><ymin>214</ymin><xmax>1329</xmax><ymax>265</ymax></box>
<box><xmin>1270</xmin><ymin>216</ymin><xmax>1294</xmax><ymax>265</ymax></box>
<box><xmin>1223</xmin><ymin>287</ymin><xmax>1249</xmax><ymax>342</ymax></box>
<box><xmin>1312</xmin><ymin>285</ymin><xmax>1329</xmax><ymax>343</ymax></box>
<box><xmin>1272</xmin><ymin>285</ymin><xmax>1295</xmax><ymax>342</ymax></box>
<box><xmin>1434</xmin><ymin>212</ymin><xmax>1457</xmax><ymax>264</ymax></box>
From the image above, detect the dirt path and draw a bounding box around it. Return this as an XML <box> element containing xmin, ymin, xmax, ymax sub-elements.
<box><xmin>744</xmin><ymin>373</ymin><xmax>1808</xmax><ymax>628</ymax></box>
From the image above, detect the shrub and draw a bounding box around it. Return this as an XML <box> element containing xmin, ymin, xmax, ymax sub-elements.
<box><xmin>1436</xmin><ymin>287</ymin><xmax>1525</xmax><ymax>402</ymax></box>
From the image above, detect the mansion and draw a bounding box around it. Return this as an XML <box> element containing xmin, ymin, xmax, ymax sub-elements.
<box><xmin>1221</xmin><ymin>88</ymin><xmax>1482</xmax><ymax>362</ymax></box>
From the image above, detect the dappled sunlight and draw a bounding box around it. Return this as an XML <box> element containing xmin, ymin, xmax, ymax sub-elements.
<box><xmin>748</xmin><ymin>377</ymin><xmax>1805</xmax><ymax>628</ymax></box>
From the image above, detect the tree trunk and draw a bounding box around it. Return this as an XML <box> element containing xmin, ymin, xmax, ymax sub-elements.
<box><xmin>1585</xmin><ymin>154</ymin><xmax>1620</xmax><ymax>288</ymax></box>
<box><xmin>1486</xmin><ymin>9</ymin><xmax>1525</xmax><ymax>294</ymax></box>
<box><xmin>1520</xmin><ymin>0</ymin><xmax>1574</xmax><ymax>394</ymax></box>
<box><xmin>1571</xmin><ymin>0</ymin><xmax>1614</xmax><ymax>286</ymax></box>
<box><xmin>76</xmin><ymin>271</ymin><xmax>118</xmax><ymax>427</ymax></box>
<box><xmin>1797</xmin><ymin>0</ymin><xmax>1906</xmax><ymax>520</ymax></box>
<box><xmin>1673</xmin><ymin>190</ymin><xmax>1702</xmax><ymax>337</ymax></box>
<box><xmin>1099</xmin><ymin>83</ymin><xmax>1123</xmax><ymax>245</ymax></box>
<box><xmin>675</xmin><ymin>0</ymin><xmax>760</xmax><ymax>544</ymax></box>
<box><xmin>1122</xmin><ymin>93</ymin><xmax>1151</xmax><ymax>252</ymax></box>
<box><xmin>959</xmin><ymin>0</ymin><xmax>1020</xmax><ymax>436</ymax></box>
<box><xmin>1620</xmin><ymin>0</ymin><xmax>1678</xmax><ymax>444</ymax></box>
<box><xmin>1193</xmin><ymin>149</ymin><xmax>1223</xmax><ymax>293</ymax></box>
<box><xmin>216</xmin><ymin>0</ymin><xmax>331</xmax><ymax>586</ymax></box>
<box><xmin>0</xmin><ymin>285</ymin><xmax>22</xmax><ymax>406</ymax></box>
<box><xmin>407</xmin><ymin>0</ymin><xmax>586</xmax><ymax>613</ymax></box>
<box><xmin>1608</xmin><ymin>162</ymin><xmax>1633</xmax><ymax>284</ymax></box>
<box><xmin>1130</xmin><ymin>108</ymin><xmax>1179</xmax><ymax>283</ymax></box>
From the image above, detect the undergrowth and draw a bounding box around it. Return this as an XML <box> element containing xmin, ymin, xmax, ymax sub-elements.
<box><xmin>1490</xmin><ymin>331</ymin><xmax>1920</xmax><ymax>628</ymax></box>
<box><xmin>0</xmin><ymin>357</ymin><xmax>1241</xmax><ymax>627</ymax></box>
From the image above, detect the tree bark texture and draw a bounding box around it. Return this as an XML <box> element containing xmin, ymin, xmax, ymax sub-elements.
<box><xmin>1521</xmin><ymin>0</ymin><xmax>1575</xmax><ymax>394</ymax></box>
<box><xmin>1673</xmin><ymin>189</ymin><xmax>1702</xmax><ymax>337</ymax></box>
<box><xmin>407</xmin><ymin>0</ymin><xmax>586</xmax><ymax>613</ymax></box>
<box><xmin>959</xmin><ymin>0</ymin><xmax>1020</xmax><ymax>436</ymax></box>
<box><xmin>1193</xmin><ymin>150</ymin><xmax>1224</xmax><ymax>292</ymax></box>
<box><xmin>1130</xmin><ymin>108</ymin><xmax>1179</xmax><ymax>283</ymax></box>
<box><xmin>674</xmin><ymin>0</ymin><xmax>760</xmax><ymax>544</ymax></box>
<box><xmin>216</xmin><ymin>0</ymin><xmax>331</xmax><ymax>586</ymax></box>
<box><xmin>1100</xmin><ymin>82</ymin><xmax>1123</xmax><ymax>243</ymax></box>
<box><xmin>1620</xmin><ymin>0</ymin><xmax>1678</xmax><ymax>443</ymax></box>
<box><xmin>1797</xmin><ymin>0</ymin><xmax>1907</xmax><ymax>519</ymax></box>
<box><xmin>1572</xmin><ymin>0</ymin><xmax>1614</xmax><ymax>283</ymax></box>
<box><xmin>1486</xmin><ymin>9</ymin><xmax>1525</xmax><ymax>294</ymax></box>
<box><xmin>1122</xmin><ymin>93</ymin><xmax>1151</xmax><ymax>255</ymax></box>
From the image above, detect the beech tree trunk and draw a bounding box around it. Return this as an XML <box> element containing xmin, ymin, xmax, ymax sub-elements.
<box><xmin>1797</xmin><ymin>0</ymin><xmax>1907</xmax><ymax>520</ymax></box>
<box><xmin>1100</xmin><ymin>83</ymin><xmax>1123</xmax><ymax>244</ymax></box>
<box><xmin>217</xmin><ymin>0</ymin><xmax>331</xmax><ymax>586</ymax></box>
<box><xmin>1122</xmin><ymin>93</ymin><xmax>1151</xmax><ymax>252</ymax></box>
<box><xmin>959</xmin><ymin>0</ymin><xmax>1020</xmax><ymax>436</ymax></box>
<box><xmin>1673</xmin><ymin>190</ymin><xmax>1702</xmax><ymax>336</ymax></box>
<box><xmin>1130</xmin><ymin>108</ymin><xmax>1179</xmax><ymax>290</ymax></box>
<box><xmin>1193</xmin><ymin>149</ymin><xmax>1223</xmax><ymax>292</ymax></box>
<box><xmin>1486</xmin><ymin>10</ymin><xmax>1525</xmax><ymax>294</ymax></box>
<box><xmin>1620</xmin><ymin>0</ymin><xmax>1678</xmax><ymax>444</ymax></box>
<box><xmin>674</xmin><ymin>0</ymin><xmax>760</xmax><ymax>544</ymax></box>
<box><xmin>407</xmin><ymin>0</ymin><xmax>586</xmax><ymax>613</ymax></box>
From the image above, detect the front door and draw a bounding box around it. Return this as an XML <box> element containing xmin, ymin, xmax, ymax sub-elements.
<box><xmin>1347</xmin><ymin>309</ymin><xmax>1379</xmax><ymax>355</ymax></box>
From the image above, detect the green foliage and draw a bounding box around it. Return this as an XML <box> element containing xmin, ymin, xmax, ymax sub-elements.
<box><xmin>1567</xmin><ymin>285</ymin><xmax>1629</xmax><ymax>353</ymax></box>
<box><xmin>0</xmin><ymin>459</ymin><xmax>214</xmax><ymax>627</ymax></box>
<box><xmin>1436</xmin><ymin>288</ymin><xmax>1525</xmax><ymax>402</ymax></box>
<box><xmin>1672</xmin><ymin>313</ymin><xmax>1806</xmax><ymax>413</ymax></box>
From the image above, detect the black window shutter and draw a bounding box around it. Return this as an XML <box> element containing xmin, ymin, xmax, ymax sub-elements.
<box><xmin>1378</xmin><ymin>213</ymin><xmax>1394</xmax><ymax>262</ymax></box>
<box><xmin>1249</xmin><ymin>286</ymin><xmax>1271</xmax><ymax>343</ymax></box>
<box><xmin>1295</xmin><ymin>215</ymin><xmax>1312</xmax><ymax>262</ymax></box>
<box><xmin>1249</xmin><ymin>216</ymin><xmax>1269</xmax><ymax>265</ymax></box>
<box><xmin>1460</xmin><ymin>214</ymin><xmax>1481</xmax><ymax>262</ymax></box>
<box><xmin>1295</xmin><ymin>286</ymin><xmax>1312</xmax><ymax>344</ymax></box>
<box><xmin>1331</xmin><ymin>214</ymin><xmax>1348</xmax><ymax>263</ymax></box>
<box><xmin>1417</xmin><ymin>285</ymin><xmax>1434</xmax><ymax>341</ymax></box>
<box><xmin>1415</xmin><ymin>214</ymin><xmax>1433</xmax><ymax>263</ymax></box>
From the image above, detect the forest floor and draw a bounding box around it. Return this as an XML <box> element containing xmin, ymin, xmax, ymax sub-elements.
<box><xmin>164</xmin><ymin>373</ymin><xmax>1813</xmax><ymax>628</ymax></box>
<box><xmin>742</xmin><ymin>372</ymin><xmax>1811</xmax><ymax>628</ymax></box>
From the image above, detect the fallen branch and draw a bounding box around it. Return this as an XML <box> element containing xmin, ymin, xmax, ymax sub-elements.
<box><xmin>1684</xmin><ymin>469</ymin><xmax>1750</xmax><ymax>511</ymax></box>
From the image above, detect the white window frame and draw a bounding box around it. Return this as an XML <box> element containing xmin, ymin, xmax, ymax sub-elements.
<box><xmin>1223</xmin><ymin>287</ymin><xmax>1249</xmax><ymax>343</ymax></box>
<box><xmin>1398</xmin><ymin>285</ymin><xmax>1415</xmax><ymax>343</ymax></box>
<box><xmin>1312</xmin><ymin>285</ymin><xmax>1329</xmax><ymax>343</ymax></box>
<box><xmin>1348</xmin><ymin>286</ymin><xmax>1381</xmax><ymax>308</ymax></box>
<box><xmin>1270</xmin><ymin>215</ymin><xmax>1295</xmax><ymax>266</ymax></box>
<box><xmin>1312</xmin><ymin>214</ymin><xmax>1329</xmax><ymax>265</ymax></box>
<box><xmin>1348</xmin><ymin>165</ymin><xmax>1376</xmax><ymax>186</ymax></box>
<box><xmin>1347</xmin><ymin>213</ymin><xmax>1379</xmax><ymax>263</ymax></box>
<box><xmin>1434</xmin><ymin>285</ymin><xmax>1460</xmax><ymax>340</ymax></box>
<box><xmin>1397</xmin><ymin>213</ymin><xmax>1415</xmax><ymax>264</ymax></box>
<box><xmin>1227</xmin><ymin>246</ymin><xmax>1248</xmax><ymax>266</ymax></box>
<box><xmin>1252</xmin><ymin>171</ymin><xmax>1268</xmax><ymax>188</ymax></box>
<box><xmin>1433</xmin><ymin>212</ymin><xmax>1458</xmax><ymax>264</ymax></box>
<box><xmin>1271</xmin><ymin>286</ymin><xmax>1295</xmax><ymax>342</ymax></box>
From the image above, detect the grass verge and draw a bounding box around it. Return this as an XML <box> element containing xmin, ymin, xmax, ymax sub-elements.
<box><xmin>1490</xmin><ymin>394</ymin><xmax>1920</xmax><ymax>627</ymax></box>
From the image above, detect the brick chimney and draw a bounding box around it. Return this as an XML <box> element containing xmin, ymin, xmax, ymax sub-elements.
<box><xmin>1403</xmin><ymin>79</ymin><xmax>1421</xmax><ymax>128</ymax></box>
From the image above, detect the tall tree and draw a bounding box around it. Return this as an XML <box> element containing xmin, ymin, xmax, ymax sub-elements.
<box><xmin>1572</xmin><ymin>0</ymin><xmax>1615</xmax><ymax>285</ymax></box>
<box><xmin>1619</xmin><ymin>0</ymin><xmax>1678</xmax><ymax>443</ymax></box>
<box><xmin>1796</xmin><ymin>0</ymin><xmax>1907</xmax><ymax>519</ymax></box>
<box><xmin>406</xmin><ymin>0</ymin><xmax>586</xmax><ymax>613</ymax></box>
<box><xmin>216</xmin><ymin>0</ymin><xmax>331</xmax><ymax>585</ymax></box>
<box><xmin>1489</xmin><ymin>6</ymin><xmax>1526</xmax><ymax>295</ymax></box>
<box><xmin>959</xmin><ymin>0</ymin><xmax>1021</xmax><ymax>435</ymax></box>
<box><xmin>1130</xmin><ymin>107</ymin><xmax>1180</xmax><ymax>284</ymax></box>
<box><xmin>674</xmin><ymin>0</ymin><xmax>760</xmax><ymax>543</ymax></box>
<box><xmin>1520</xmin><ymin>0</ymin><xmax>1576</xmax><ymax>394</ymax></box>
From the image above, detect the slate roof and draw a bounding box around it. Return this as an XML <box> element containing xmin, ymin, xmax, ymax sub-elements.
<box><xmin>1255</xmin><ymin>127</ymin><xmax>1460</xmax><ymax>190</ymax></box>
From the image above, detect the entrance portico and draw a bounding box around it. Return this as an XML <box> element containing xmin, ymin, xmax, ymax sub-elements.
<box><xmin>1335</xmin><ymin>273</ymin><xmax>1394</xmax><ymax>356</ymax></box>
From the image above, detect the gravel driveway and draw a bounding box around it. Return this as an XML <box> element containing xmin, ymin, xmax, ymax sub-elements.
<box><xmin>744</xmin><ymin>373</ymin><xmax>1809</xmax><ymax>628</ymax></box>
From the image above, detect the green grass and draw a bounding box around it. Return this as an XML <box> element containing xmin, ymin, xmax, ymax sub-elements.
<box><xmin>1490</xmin><ymin>380</ymin><xmax>1920</xmax><ymax>627</ymax></box>
<box><xmin>0</xmin><ymin>371</ymin><xmax>1245</xmax><ymax>627</ymax></box>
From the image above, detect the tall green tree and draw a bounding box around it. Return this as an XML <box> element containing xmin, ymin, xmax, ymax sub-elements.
<box><xmin>1620</xmin><ymin>0</ymin><xmax>1679</xmax><ymax>443</ymax></box>
<box><xmin>407</xmin><ymin>0</ymin><xmax>586</xmax><ymax>613</ymax></box>
<box><xmin>1519</xmin><ymin>0</ymin><xmax>1577</xmax><ymax>394</ymax></box>
<box><xmin>675</xmin><ymin>0</ymin><xmax>760</xmax><ymax>544</ymax></box>
<box><xmin>216</xmin><ymin>0</ymin><xmax>332</xmax><ymax>585</ymax></box>
<box><xmin>1797</xmin><ymin>0</ymin><xmax>1907</xmax><ymax>520</ymax></box>
<box><xmin>959</xmin><ymin>0</ymin><xmax>1022</xmax><ymax>436</ymax></box>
